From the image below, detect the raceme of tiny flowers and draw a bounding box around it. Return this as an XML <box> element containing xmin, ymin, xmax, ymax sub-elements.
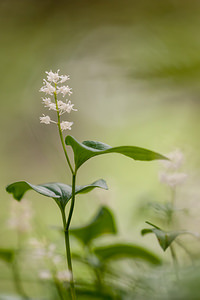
<box><xmin>7</xmin><ymin>199</ymin><xmax>33</xmax><ymax>233</ymax></box>
<box><xmin>39</xmin><ymin>70</ymin><xmax>77</xmax><ymax>131</ymax></box>
<box><xmin>29</xmin><ymin>238</ymin><xmax>62</xmax><ymax>265</ymax></box>
<box><xmin>39</xmin><ymin>269</ymin><xmax>72</xmax><ymax>282</ymax></box>
<box><xmin>159</xmin><ymin>149</ymin><xmax>187</xmax><ymax>188</ymax></box>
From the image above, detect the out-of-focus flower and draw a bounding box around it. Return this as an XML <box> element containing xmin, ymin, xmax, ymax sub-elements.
<box><xmin>159</xmin><ymin>172</ymin><xmax>187</xmax><ymax>188</ymax></box>
<box><xmin>29</xmin><ymin>238</ymin><xmax>62</xmax><ymax>265</ymax></box>
<box><xmin>159</xmin><ymin>149</ymin><xmax>187</xmax><ymax>188</ymax></box>
<box><xmin>39</xmin><ymin>269</ymin><xmax>72</xmax><ymax>282</ymax></box>
<box><xmin>56</xmin><ymin>270</ymin><xmax>72</xmax><ymax>282</ymax></box>
<box><xmin>39</xmin><ymin>270</ymin><xmax>52</xmax><ymax>280</ymax></box>
<box><xmin>7</xmin><ymin>200</ymin><xmax>33</xmax><ymax>233</ymax></box>
<box><xmin>161</xmin><ymin>149</ymin><xmax>184</xmax><ymax>170</ymax></box>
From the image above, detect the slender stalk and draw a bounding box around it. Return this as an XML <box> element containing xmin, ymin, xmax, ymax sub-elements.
<box><xmin>54</xmin><ymin>89</ymin><xmax>74</xmax><ymax>175</ymax></box>
<box><xmin>170</xmin><ymin>244</ymin><xmax>179</xmax><ymax>280</ymax></box>
<box><xmin>53</xmin><ymin>86</ymin><xmax>76</xmax><ymax>299</ymax></box>
<box><xmin>66</xmin><ymin>173</ymin><xmax>76</xmax><ymax>231</ymax></box>
<box><xmin>61</xmin><ymin>208</ymin><xmax>76</xmax><ymax>300</ymax></box>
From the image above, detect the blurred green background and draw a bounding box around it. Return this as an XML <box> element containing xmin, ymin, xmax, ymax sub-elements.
<box><xmin>1</xmin><ymin>0</ymin><xmax>200</xmax><ymax>295</ymax></box>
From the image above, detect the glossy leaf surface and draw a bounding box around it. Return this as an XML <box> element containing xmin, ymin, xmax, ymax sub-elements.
<box><xmin>93</xmin><ymin>243</ymin><xmax>161</xmax><ymax>265</ymax></box>
<box><xmin>6</xmin><ymin>179</ymin><xmax>108</xmax><ymax>209</ymax></box>
<box><xmin>70</xmin><ymin>206</ymin><xmax>117</xmax><ymax>245</ymax></box>
<box><xmin>65</xmin><ymin>135</ymin><xmax>167</xmax><ymax>170</ymax></box>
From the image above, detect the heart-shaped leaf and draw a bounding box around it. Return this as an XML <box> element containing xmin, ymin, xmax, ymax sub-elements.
<box><xmin>6</xmin><ymin>179</ymin><xmax>108</xmax><ymax>209</ymax></box>
<box><xmin>65</xmin><ymin>136</ymin><xmax>168</xmax><ymax>170</ymax></box>
<box><xmin>141</xmin><ymin>222</ymin><xmax>186</xmax><ymax>251</ymax></box>
<box><xmin>70</xmin><ymin>206</ymin><xmax>117</xmax><ymax>245</ymax></box>
<box><xmin>93</xmin><ymin>243</ymin><xmax>161</xmax><ymax>265</ymax></box>
<box><xmin>0</xmin><ymin>249</ymin><xmax>15</xmax><ymax>263</ymax></box>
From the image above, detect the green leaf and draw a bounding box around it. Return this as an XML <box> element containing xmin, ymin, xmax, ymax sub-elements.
<box><xmin>65</xmin><ymin>135</ymin><xmax>168</xmax><ymax>170</ymax></box>
<box><xmin>6</xmin><ymin>179</ymin><xmax>108</xmax><ymax>209</ymax></box>
<box><xmin>70</xmin><ymin>206</ymin><xmax>117</xmax><ymax>245</ymax></box>
<box><xmin>93</xmin><ymin>243</ymin><xmax>161</xmax><ymax>265</ymax></box>
<box><xmin>0</xmin><ymin>249</ymin><xmax>15</xmax><ymax>263</ymax></box>
<box><xmin>141</xmin><ymin>222</ymin><xmax>186</xmax><ymax>251</ymax></box>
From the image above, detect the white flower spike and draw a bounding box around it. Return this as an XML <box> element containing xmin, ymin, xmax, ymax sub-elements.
<box><xmin>39</xmin><ymin>70</ymin><xmax>76</xmax><ymax>131</ymax></box>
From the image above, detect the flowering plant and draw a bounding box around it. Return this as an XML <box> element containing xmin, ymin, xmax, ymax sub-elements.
<box><xmin>6</xmin><ymin>70</ymin><xmax>167</xmax><ymax>300</ymax></box>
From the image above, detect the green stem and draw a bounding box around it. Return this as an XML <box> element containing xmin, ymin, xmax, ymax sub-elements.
<box><xmin>66</xmin><ymin>173</ymin><xmax>76</xmax><ymax>231</ymax></box>
<box><xmin>170</xmin><ymin>244</ymin><xmax>179</xmax><ymax>280</ymax></box>
<box><xmin>54</xmin><ymin>89</ymin><xmax>74</xmax><ymax>175</ymax></box>
<box><xmin>61</xmin><ymin>208</ymin><xmax>76</xmax><ymax>300</ymax></box>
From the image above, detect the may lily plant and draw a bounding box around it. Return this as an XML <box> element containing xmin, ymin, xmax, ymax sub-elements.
<box><xmin>6</xmin><ymin>70</ymin><xmax>167</xmax><ymax>300</ymax></box>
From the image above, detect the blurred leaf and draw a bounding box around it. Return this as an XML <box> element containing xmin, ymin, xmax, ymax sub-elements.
<box><xmin>6</xmin><ymin>179</ymin><xmax>108</xmax><ymax>209</ymax></box>
<box><xmin>0</xmin><ymin>249</ymin><xmax>15</xmax><ymax>263</ymax></box>
<box><xmin>141</xmin><ymin>221</ymin><xmax>186</xmax><ymax>251</ymax></box>
<box><xmin>70</xmin><ymin>206</ymin><xmax>117</xmax><ymax>245</ymax></box>
<box><xmin>93</xmin><ymin>243</ymin><xmax>161</xmax><ymax>265</ymax></box>
<box><xmin>65</xmin><ymin>135</ymin><xmax>167</xmax><ymax>170</ymax></box>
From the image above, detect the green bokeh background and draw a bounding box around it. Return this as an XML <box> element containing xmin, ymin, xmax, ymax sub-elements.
<box><xmin>1</xmin><ymin>0</ymin><xmax>200</xmax><ymax>295</ymax></box>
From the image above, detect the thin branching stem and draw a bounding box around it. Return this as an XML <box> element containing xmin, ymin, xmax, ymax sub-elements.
<box><xmin>61</xmin><ymin>208</ymin><xmax>76</xmax><ymax>300</ymax></box>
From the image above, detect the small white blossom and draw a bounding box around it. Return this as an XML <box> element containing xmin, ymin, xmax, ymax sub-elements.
<box><xmin>45</xmin><ymin>69</ymin><xmax>60</xmax><ymax>83</ymax></box>
<box><xmin>56</xmin><ymin>270</ymin><xmax>72</xmax><ymax>282</ymax></box>
<box><xmin>60</xmin><ymin>75</ymin><xmax>70</xmax><ymax>83</ymax></box>
<box><xmin>40</xmin><ymin>114</ymin><xmax>51</xmax><ymax>124</ymax></box>
<box><xmin>57</xmin><ymin>85</ymin><xmax>72</xmax><ymax>97</ymax></box>
<box><xmin>57</xmin><ymin>100</ymin><xmax>77</xmax><ymax>114</ymax></box>
<box><xmin>40</xmin><ymin>80</ymin><xmax>56</xmax><ymax>95</ymax></box>
<box><xmin>159</xmin><ymin>172</ymin><xmax>188</xmax><ymax>188</ymax></box>
<box><xmin>42</xmin><ymin>97</ymin><xmax>51</xmax><ymax>106</ymax></box>
<box><xmin>65</xmin><ymin>100</ymin><xmax>77</xmax><ymax>113</ymax></box>
<box><xmin>60</xmin><ymin>121</ymin><xmax>73</xmax><ymax>131</ymax></box>
<box><xmin>48</xmin><ymin>103</ymin><xmax>57</xmax><ymax>111</ymax></box>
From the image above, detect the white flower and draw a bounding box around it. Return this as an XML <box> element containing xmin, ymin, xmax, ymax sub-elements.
<box><xmin>48</xmin><ymin>103</ymin><xmax>57</xmax><ymax>111</ymax></box>
<box><xmin>45</xmin><ymin>70</ymin><xmax>60</xmax><ymax>83</ymax></box>
<box><xmin>65</xmin><ymin>100</ymin><xmax>77</xmax><ymax>113</ymax></box>
<box><xmin>60</xmin><ymin>121</ymin><xmax>73</xmax><ymax>131</ymax></box>
<box><xmin>57</xmin><ymin>85</ymin><xmax>72</xmax><ymax>97</ymax></box>
<box><xmin>39</xmin><ymin>270</ymin><xmax>52</xmax><ymax>280</ymax></box>
<box><xmin>7</xmin><ymin>200</ymin><xmax>33</xmax><ymax>233</ymax></box>
<box><xmin>60</xmin><ymin>75</ymin><xmax>70</xmax><ymax>83</ymax></box>
<box><xmin>40</xmin><ymin>114</ymin><xmax>51</xmax><ymax>124</ymax></box>
<box><xmin>159</xmin><ymin>172</ymin><xmax>187</xmax><ymax>188</ymax></box>
<box><xmin>56</xmin><ymin>270</ymin><xmax>72</xmax><ymax>282</ymax></box>
<box><xmin>57</xmin><ymin>100</ymin><xmax>77</xmax><ymax>114</ymax></box>
<box><xmin>42</xmin><ymin>97</ymin><xmax>51</xmax><ymax>106</ymax></box>
<box><xmin>40</xmin><ymin>80</ymin><xmax>56</xmax><ymax>95</ymax></box>
<box><xmin>161</xmin><ymin>149</ymin><xmax>184</xmax><ymax>170</ymax></box>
